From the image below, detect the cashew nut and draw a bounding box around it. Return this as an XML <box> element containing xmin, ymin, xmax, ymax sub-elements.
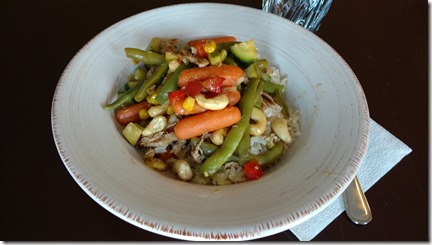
<box><xmin>271</xmin><ymin>118</ymin><xmax>292</xmax><ymax>143</ymax></box>
<box><xmin>249</xmin><ymin>107</ymin><xmax>267</xmax><ymax>136</ymax></box>
<box><xmin>211</xmin><ymin>128</ymin><xmax>228</xmax><ymax>146</ymax></box>
<box><xmin>195</xmin><ymin>93</ymin><xmax>229</xmax><ymax>110</ymax></box>
<box><xmin>148</xmin><ymin>101</ymin><xmax>169</xmax><ymax>117</ymax></box>
<box><xmin>172</xmin><ymin>159</ymin><xmax>193</xmax><ymax>181</ymax></box>
<box><xmin>141</xmin><ymin>115</ymin><xmax>167</xmax><ymax>137</ymax></box>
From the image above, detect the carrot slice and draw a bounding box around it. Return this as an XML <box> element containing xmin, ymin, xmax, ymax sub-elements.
<box><xmin>115</xmin><ymin>101</ymin><xmax>151</xmax><ymax>125</ymax></box>
<box><xmin>187</xmin><ymin>36</ymin><xmax>237</xmax><ymax>58</ymax></box>
<box><xmin>178</xmin><ymin>65</ymin><xmax>244</xmax><ymax>87</ymax></box>
<box><xmin>174</xmin><ymin>106</ymin><xmax>241</xmax><ymax>140</ymax></box>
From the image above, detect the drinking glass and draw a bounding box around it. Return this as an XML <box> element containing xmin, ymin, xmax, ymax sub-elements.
<box><xmin>262</xmin><ymin>0</ymin><xmax>333</xmax><ymax>33</ymax></box>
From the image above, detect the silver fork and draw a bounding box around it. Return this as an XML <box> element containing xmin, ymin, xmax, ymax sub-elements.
<box><xmin>343</xmin><ymin>176</ymin><xmax>372</xmax><ymax>225</ymax></box>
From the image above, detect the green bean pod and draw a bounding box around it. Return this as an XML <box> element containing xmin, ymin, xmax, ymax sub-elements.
<box><xmin>275</xmin><ymin>88</ymin><xmax>289</xmax><ymax>117</ymax></box>
<box><xmin>222</xmin><ymin>56</ymin><xmax>238</xmax><ymax>66</ymax></box>
<box><xmin>103</xmin><ymin>79</ymin><xmax>144</xmax><ymax>110</ymax></box>
<box><xmin>254</xmin><ymin>79</ymin><xmax>264</xmax><ymax>107</ymax></box>
<box><xmin>134</xmin><ymin>61</ymin><xmax>169</xmax><ymax>102</ymax></box>
<box><xmin>240</xmin><ymin>140</ymin><xmax>286</xmax><ymax>167</ymax></box>
<box><xmin>155</xmin><ymin>63</ymin><xmax>193</xmax><ymax>104</ymax></box>
<box><xmin>125</xmin><ymin>48</ymin><xmax>164</xmax><ymax>65</ymax></box>
<box><xmin>235</xmin><ymin>125</ymin><xmax>251</xmax><ymax>156</ymax></box>
<box><xmin>146</xmin><ymin>37</ymin><xmax>163</xmax><ymax>53</ymax></box>
<box><xmin>198</xmin><ymin>78</ymin><xmax>261</xmax><ymax>176</ymax></box>
<box><xmin>262</xmin><ymin>80</ymin><xmax>285</xmax><ymax>94</ymax></box>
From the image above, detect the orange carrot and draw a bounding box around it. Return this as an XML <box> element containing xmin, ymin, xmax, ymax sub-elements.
<box><xmin>115</xmin><ymin>101</ymin><xmax>150</xmax><ymax>125</ymax></box>
<box><xmin>187</xmin><ymin>36</ymin><xmax>237</xmax><ymax>58</ymax></box>
<box><xmin>171</xmin><ymin>98</ymin><xmax>207</xmax><ymax>115</ymax></box>
<box><xmin>174</xmin><ymin>106</ymin><xmax>241</xmax><ymax>140</ymax></box>
<box><xmin>222</xmin><ymin>87</ymin><xmax>241</xmax><ymax>106</ymax></box>
<box><xmin>178</xmin><ymin>65</ymin><xmax>244</xmax><ymax>87</ymax></box>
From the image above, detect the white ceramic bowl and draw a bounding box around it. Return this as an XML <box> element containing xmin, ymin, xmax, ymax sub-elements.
<box><xmin>51</xmin><ymin>3</ymin><xmax>369</xmax><ymax>241</ymax></box>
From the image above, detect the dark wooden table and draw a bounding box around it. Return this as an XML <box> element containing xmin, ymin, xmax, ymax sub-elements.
<box><xmin>2</xmin><ymin>0</ymin><xmax>428</xmax><ymax>241</ymax></box>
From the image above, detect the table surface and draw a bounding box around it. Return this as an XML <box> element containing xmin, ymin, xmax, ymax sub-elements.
<box><xmin>2</xmin><ymin>0</ymin><xmax>428</xmax><ymax>241</ymax></box>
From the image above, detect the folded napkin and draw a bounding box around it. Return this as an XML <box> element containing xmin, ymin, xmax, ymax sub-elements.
<box><xmin>289</xmin><ymin>119</ymin><xmax>412</xmax><ymax>241</ymax></box>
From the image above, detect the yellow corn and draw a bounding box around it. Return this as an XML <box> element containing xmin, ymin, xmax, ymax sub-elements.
<box><xmin>146</xmin><ymin>93</ymin><xmax>159</xmax><ymax>105</ymax></box>
<box><xmin>138</xmin><ymin>109</ymin><xmax>149</xmax><ymax>120</ymax></box>
<box><xmin>182</xmin><ymin>96</ymin><xmax>195</xmax><ymax>111</ymax></box>
<box><xmin>166</xmin><ymin>105</ymin><xmax>174</xmax><ymax>115</ymax></box>
<box><xmin>204</xmin><ymin>40</ymin><xmax>216</xmax><ymax>53</ymax></box>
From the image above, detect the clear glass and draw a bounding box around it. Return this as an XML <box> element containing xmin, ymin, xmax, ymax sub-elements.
<box><xmin>262</xmin><ymin>0</ymin><xmax>333</xmax><ymax>33</ymax></box>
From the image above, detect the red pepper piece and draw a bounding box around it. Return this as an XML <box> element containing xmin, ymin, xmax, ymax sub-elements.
<box><xmin>202</xmin><ymin>77</ymin><xmax>225</xmax><ymax>94</ymax></box>
<box><xmin>242</xmin><ymin>159</ymin><xmax>264</xmax><ymax>180</ymax></box>
<box><xmin>182</xmin><ymin>79</ymin><xmax>204</xmax><ymax>96</ymax></box>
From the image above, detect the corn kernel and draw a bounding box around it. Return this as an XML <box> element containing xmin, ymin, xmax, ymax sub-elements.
<box><xmin>166</xmin><ymin>105</ymin><xmax>174</xmax><ymax>115</ymax></box>
<box><xmin>146</xmin><ymin>93</ymin><xmax>159</xmax><ymax>105</ymax></box>
<box><xmin>266</xmin><ymin>140</ymin><xmax>275</xmax><ymax>149</ymax></box>
<box><xmin>139</xmin><ymin>109</ymin><xmax>149</xmax><ymax>120</ymax></box>
<box><xmin>182</xmin><ymin>96</ymin><xmax>195</xmax><ymax>111</ymax></box>
<box><xmin>204</xmin><ymin>40</ymin><xmax>216</xmax><ymax>53</ymax></box>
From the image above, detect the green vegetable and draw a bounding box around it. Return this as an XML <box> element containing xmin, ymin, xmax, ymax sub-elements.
<box><xmin>208</xmin><ymin>49</ymin><xmax>227</xmax><ymax>66</ymax></box>
<box><xmin>132</xmin><ymin>66</ymin><xmax>147</xmax><ymax>81</ymax></box>
<box><xmin>275</xmin><ymin>88</ymin><xmax>290</xmax><ymax>117</ymax></box>
<box><xmin>103</xmin><ymin>79</ymin><xmax>145</xmax><ymax>110</ymax></box>
<box><xmin>240</xmin><ymin>141</ymin><xmax>286</xmax><ymax>167</ymax></box>
<box><xmin>125</xmin><ymin>48</ymin><xmax>164</xmax><ymax>65</ymax></box>
<box><xmin>122</xmin><ymin>122</ymin><xmax>144</xmax><ymax>146</ymax></box>
<box><xmin>146</xmin><ymin>37</ymin><xmax>163</xmax><ymax>53</ymax></box>
<box><xmin>216</xmin><ymin>41</ymin><xmax>237</xmax><ymax>51</ymax></box>
<box><xmin>230</xmin><ymin>40</ymin><xmax>258</xmax><ymax>63</ymax></box>
<box><xmin>254</xmin><ymin>79</ymin><xmax>264</xmax><ymax>107</ymax></box>
<box><xmin>125</xmin><ymin>81</ymin><xmax>139</xmax><ymax>90</ymax></box>
<box><xmin>262</xmin><ymin>80</ymin><xmax>285</xmax><ymax>93</ymax></box>
<box><xmin>198</xmin><ymin>78</ymin><xmax>261</xmax><ymax>176</ymax></box>
<box><xmin>134</xmin><ymin>61</ymin><xmax>169</xmax><ymax>102</ymax></box>
<box><xmin>235</xmin><ymin>125</ymin><xmax>251</xmax><ymax>156</ymax></box>
<box><xmin>222</xmin><ymin>56</ymin><xmax>238</xmax><ymax>66</ymax></box>
<box><xmin>155</xmin><ymin>63</ymin><xmax>192</xmax><ymax>104</ymax></box>
<box><xmin>244</xmin><ymin>59</ymin><xmax>271</xmax><ymax>82</ymax></box>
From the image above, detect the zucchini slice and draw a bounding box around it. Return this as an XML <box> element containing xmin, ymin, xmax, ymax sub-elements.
<box><xmin>230</xmin><ymin>40</ymin><xmax>258</xmax><ymax>63</ymax></box>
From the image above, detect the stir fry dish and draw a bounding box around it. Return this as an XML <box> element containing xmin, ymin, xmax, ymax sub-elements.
<box><xmin>104</xmin><ymin>36</ymin><xmax>300</xmax><ymax>185</ymax></box>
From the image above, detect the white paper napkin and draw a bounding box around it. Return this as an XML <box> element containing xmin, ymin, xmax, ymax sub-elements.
<box><xmin>289</xmin><ymin>118</ymin><xmax>413</xmax><ymax>241</ymax></box>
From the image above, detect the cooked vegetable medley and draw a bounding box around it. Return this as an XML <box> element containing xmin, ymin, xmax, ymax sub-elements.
<box><xmin>104</xmin><ymin>36</ymin><xmax>300</xmax><ymax>185</ymax></box>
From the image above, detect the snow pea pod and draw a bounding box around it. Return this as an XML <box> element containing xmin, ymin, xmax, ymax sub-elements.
<box><xmin>198</xmin><ymin>78</ymin><xmax>261</xmax><ymax>176</ymax></box>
